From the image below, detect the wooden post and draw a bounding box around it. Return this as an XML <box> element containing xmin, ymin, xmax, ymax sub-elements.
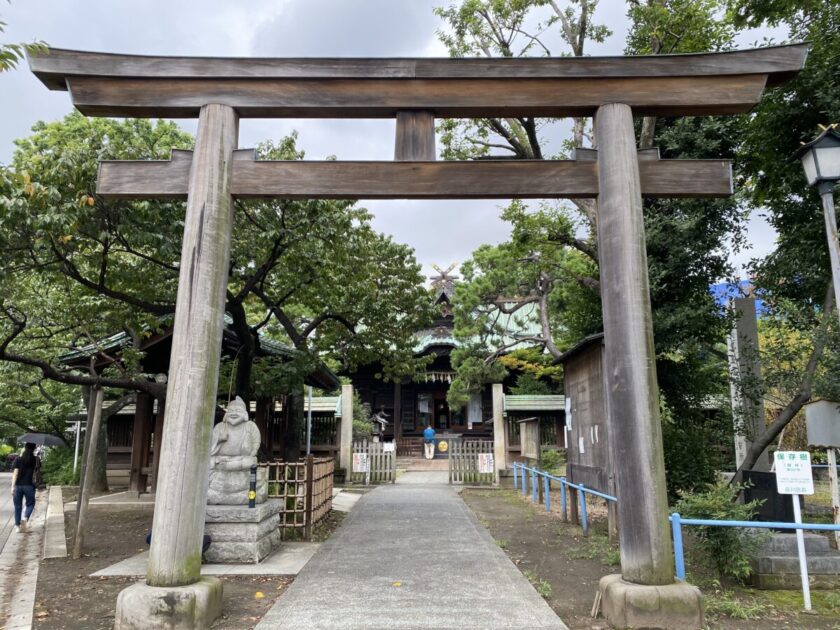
<box><xmin>150</xmin><ymin>397</ymin><xmax>165</xmax><ymax>495</ymax></box>
<box><xmin>255</xmin><ymin>397</ymin><xmax>269</xmax><ymax>452</ymax></box>
<box><xmin>128</xmin><ymin>393</ymin><xmax>153</xmax><ymax>494</ymax></box>
<box><xmin>596</xmin><ymin>103</ymin><xmax>673</xmax><ymax>586</ymax></box>
<box><xmin>304</xmin><ymin>455</ymin><xmax>314</xmax><ymax>540</ymax></box>
<box><xmin>394</xmin><ymin>110</ymin><xmax>435</xmax><ymax>161</ymax></box>
<box><xmin>492</xmin><ymin>384</ymin><xmax>506</xmax><ymax>486</ymax></box>
<box><xmin>339</xmin><ymin>384</ymin><xmax>354</xmax><ymax>473</ymax></box>
<box><xmin>393</xmin><ymin>381</ymin><xmax>402</xmax><ymax>439</ymax></box>
<box><xmin>73</xmin><ymin>387</ymin><xmax>103</xmax><ymax>559</ymax></box>
<box><xmin>147</xmin><ymin>103</ymin><xmax>238</xmax><ymax>588</ymax></box>
<box><xmin>828</xmin><ymin>448</ymin><xmax>840</xmax><ymax>549</ymax></box>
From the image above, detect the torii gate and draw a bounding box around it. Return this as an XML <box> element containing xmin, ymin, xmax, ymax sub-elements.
<box><xmin>30</xmin><ymin>44</ymin><xmax>806</xmax><ymax>629</ymax></box>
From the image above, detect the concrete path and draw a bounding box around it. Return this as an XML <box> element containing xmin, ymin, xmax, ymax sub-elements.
<box><xmin>0</xmin><ymin>473</ymin><xmax>44</xmax><ymax>630</ymax></box>
<box><xmin>257</xmin><ymin>484</ymin><xmax>567</xmax><ymax>629</ymax></box>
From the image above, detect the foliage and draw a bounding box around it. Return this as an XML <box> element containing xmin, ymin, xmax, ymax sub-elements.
<box><xmin>39</xmin><ymin>446</ymin><xmax>78</xmax><ymax>486</ymax></box>
<box><xmin>626</xmin><ymin>0</ymin><xmax>734</xmax><ymax>55</ymax></box>
<box><xmin>0</xmin><ymin>3</ymin><xmax>46</xmax><ymax>72</ymax></box>
<box><xmin>539</xmin><ymin>447</ymin><xmax>565</xmax><ymax>474</ymax></box>
<box><xmin>352</xmin><ymin>394</ymin><xmax>374</xmax><ymax>440</ymax></box>
<box><xmin>674</xmin><ymin>481</ymin><xmax>767</xmax><ymax>582</ymax></box>
<box><xmin>0</xmin><ymin>443</ymin><xmax>13</xmax><ymax>458</ymax></box>
<box><xmin>704</xmin><ymin>582</ymin><xmax>769</xmax><ymax>620</ymax></box>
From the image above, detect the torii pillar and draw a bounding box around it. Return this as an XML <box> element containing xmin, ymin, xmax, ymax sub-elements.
<box><xmin>115</xmin><ymin>104</ymin><xmax>238</xmax><ymax>627</ymax></box>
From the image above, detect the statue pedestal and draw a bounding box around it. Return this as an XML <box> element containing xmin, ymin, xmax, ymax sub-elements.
<box><xmin>204</xmin><ymin>499</ymin><xmax>282</xmax><ymax>563</ymax></box>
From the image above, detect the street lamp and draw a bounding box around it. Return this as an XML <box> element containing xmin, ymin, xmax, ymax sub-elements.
<box><xmin>794</xmin><ymin>125</ymin><xmax>840</xmax><ymax>313</ymax></box>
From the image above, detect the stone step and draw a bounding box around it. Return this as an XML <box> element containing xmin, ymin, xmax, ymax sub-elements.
<box><xmin>759</xmin><ymin>533</ymin><xmax>830</xmax><ymax>554</ymax></box>
<box><xmin>752</xmin><ymin>553</ymin><xmax>840</xmax><ymax>575</ymax></box>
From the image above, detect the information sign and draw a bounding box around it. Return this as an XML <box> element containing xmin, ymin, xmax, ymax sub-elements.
<box><xmin>352</xmin><ymin>453</ymin><xmax>369</xmax><ymax>473</ymax></box>
<box><xmin>478</xmin><ymin>453</ymin><xmax>494</xmax><ymax>474</ymax></box>
<box><xmin>774</xmin><ymin>451</ymin><xmax>814</xmax><ymax>495</ymax></box>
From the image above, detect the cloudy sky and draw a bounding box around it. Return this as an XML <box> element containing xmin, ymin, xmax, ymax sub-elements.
<box><xmin>0</xmin><ymin>0</ymin><xmax>785</xmax><ymax>281</ymax></box>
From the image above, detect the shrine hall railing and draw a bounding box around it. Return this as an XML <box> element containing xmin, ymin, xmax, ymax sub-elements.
<box><xmin>263</xmin><ymin>456</ymin><xmax>334</xmax><ymax>540</ymax></box>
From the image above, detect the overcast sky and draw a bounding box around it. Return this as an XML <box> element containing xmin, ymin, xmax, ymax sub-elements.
<box><xmin>0</xmin><ymin>0</ymin><xmax>785</xmax><ymax>282</ymax></box>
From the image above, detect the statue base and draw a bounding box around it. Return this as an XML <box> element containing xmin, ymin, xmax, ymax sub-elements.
<box><xmin>207</xmin><ymin>466</ymin><xmax>268</xmax><ymax>505</ymax></box>
<box><xmin>114</xmin><ymin>577</ymin><xmax>222</xmax><ymax>630</ymax></box>
<box><xmin>204</xmin><ymin>499</ymin><xmax>282</xmax><ymax>563</ymax></box>
<box><xmin>599</xmin><ymin>574</ymin><xmax>704</xmax><ymax>629</ymax></box>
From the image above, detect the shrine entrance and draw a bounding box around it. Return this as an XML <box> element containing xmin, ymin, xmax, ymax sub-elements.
<box><xmin>29</xmin><ymin>44</ymin><xmax>807</xmax><ymax>629</ymax></box>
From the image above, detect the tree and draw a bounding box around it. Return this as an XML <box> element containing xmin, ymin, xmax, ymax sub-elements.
<box><xmin>0</xmin><ymin>2</ymin><xmax>45</xmax><ymax>72</ymax></box>
<box><xmin>0</xmin><ymin>114</ymin><xmax>435</xmax><ymax>464</ymax></box>
<box><xmin>726</xmin><ymin>1</ymin><xmax>840</xmax><ymax>475</ymax></box>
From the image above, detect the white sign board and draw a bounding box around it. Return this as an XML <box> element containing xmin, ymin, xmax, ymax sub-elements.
<box><xmin>774</xmin><ymin>451</ymin><xmax>814</xmax><ymax>495</ymax></box>
<box><xmin>478</xmin><ymin>453</ymin><xmax>494</xmax><ymax>474</ymax></box>
<box><xmin>382</xmin><ymin>442</ymin><xmax>395</xmax><ymax>453</ymax></box>
<box><xmin>352</xmin><ymin>453</ymin><xmax>369</xmax><ymax>473</ymax></box>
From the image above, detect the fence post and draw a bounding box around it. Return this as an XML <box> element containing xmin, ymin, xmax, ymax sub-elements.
<box><xmin>531</xmin><ymin>468</ymin><xmax>538</xmax><ymax>503</ymax></box>
<box><xmin>513</xmin><ymin>462</ymin><xmax>518</xmax><ymax>490</ymax></box>
<box><xmin>544</xmin><ymin>475</ymin><xmax>550</xmax><ymax>512</ymax></box>
<box><xmin>560</xmin><ymin>480</ymin><xmax>567</xmax><ymax>522</ymax></box>
<box><xmin>304</xmin><ymin>455</ymin><xmax>314</xmax><ymax>540</ymax></box>
<box><xmin>671</xmin><ymin>513</ymin><xmax>685</xmax><ymax>580</ymax></box>
<box><xmin>579</xmin><ymin>484</ymin><xmax>588</xmax><ymax>536</ymax></box>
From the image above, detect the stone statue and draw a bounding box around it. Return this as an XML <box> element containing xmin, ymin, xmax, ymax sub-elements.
<box><xmin>206</xmin><ymin>397</ymin><xmax>266</xmax><ymax>505</ymax></box>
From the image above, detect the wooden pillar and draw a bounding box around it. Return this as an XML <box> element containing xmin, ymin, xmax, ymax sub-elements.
<box><xmin>150</xmin><ymin>397</ymin><xmax>165</xmax><ymax>495</ymax></box>
<box><xmin>492</xmin><ymin>383</ymin><xmax>506</xmax><ymax>485</ymax></box>
<box><xmin>147</xmin><ymin>103</ymin><xmax>238</xmax><ymax>588</ymax></box>
<box><xmin>128</xmin><ymin>393</ymin><xmax>153</xmax><ymax>494</ymax></box>
<box><xmin>393</xmin><ymin>381</ymin><xmax>402</xmax><ymax>439</ymax></box>
<box><xmin>339</xmin><ymin>384</ymin><xmax>354</xmax><ymax>472</ymax></box>
<box><xmin>395</xmin><ymin>111</ymin><xmax>435</xmax><ymax>160</ymax></box>
<box><xmin>255</xmin><ymin>397</ymin><xmax>269</xmax><ymax>452</ymax></box>
<box><xmin>596</xmin><ymin>103</ymin><xmax>673</xmax><ymax>586</ymax></box>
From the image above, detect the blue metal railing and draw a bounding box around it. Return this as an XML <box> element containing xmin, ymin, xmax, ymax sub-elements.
<box><xmin>669</xmin><ymin>514</ymin><xmax>840</xmax><ymax>580</ymax></box>
<box><xmin>512</xmin><ymin>462</ymin><xmax>617</xmax><ymax>535</ymax></box>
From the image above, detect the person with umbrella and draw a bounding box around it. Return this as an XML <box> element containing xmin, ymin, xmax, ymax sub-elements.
<box><xmin>11</xmin><ymin>442</ymin><xmax>38</xmax><ymax>533</ymax></box>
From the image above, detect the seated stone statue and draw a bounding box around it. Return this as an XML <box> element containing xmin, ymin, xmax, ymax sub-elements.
<box><xmin>207</xmin><ymin>396</ymin><xmax>267</xmax><ymax>505</ymax></box>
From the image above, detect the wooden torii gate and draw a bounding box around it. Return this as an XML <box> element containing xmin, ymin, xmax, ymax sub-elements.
<box><xmin>30</xmin><ymin>44</ymin><xmax>807</xmax><ymax>629</ymax></box>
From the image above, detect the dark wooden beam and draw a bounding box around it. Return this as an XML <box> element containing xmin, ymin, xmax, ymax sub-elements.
<box><xmin>65</xmin><ymin>74</ymin><xmax>767</xmax><ymax>118</ymax></box>
<box><xmin>395</xmin><ymin>111</ymin><xmax>435</xmax><ymax>161</ymax></box>
<box><xmin>97</xmin><ymin>152</ymin><xmax>732</xmax><ymax>200</ymax></box>
<box><xmin>30</xmin><ymin>44</ymin><xmax>808</xmax><ymax>90</ymax></box>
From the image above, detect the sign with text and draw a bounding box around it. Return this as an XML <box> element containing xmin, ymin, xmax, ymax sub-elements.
<box><xmin>352</xmin><ymin>453</ymin><xmax>369</xmax><ymax>473</ymax></box>
<box><xmin>382</xmin><ymin>442</ymin><xmax>395</xmax><ymax>452</ymax></box>
<box><xmin>478</xmin><ymin>453</ymin><xmax>494</xmax><ymax>474</ymax></box>
<box><xmin>774</xmin><ymin>451</ymin><xmax>814</xmax><ymax>495</ymax></box>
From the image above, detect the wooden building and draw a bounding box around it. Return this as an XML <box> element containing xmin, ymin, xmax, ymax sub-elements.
<box><xmin>62</xmin><ymin>320</ymin><xmax>339</xmax><ymax>492</ymax></box>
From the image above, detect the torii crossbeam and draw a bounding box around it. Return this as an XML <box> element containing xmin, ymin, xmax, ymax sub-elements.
<box><xmin>29</xmin><ymin>44</ymin><xmax>807</xmax><ymax>630</ymax></box>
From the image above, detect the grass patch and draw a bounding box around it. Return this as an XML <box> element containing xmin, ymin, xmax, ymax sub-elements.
<box><xmin>566</xmin><ymin>534</ymin><xmax>620</xmax><ymax>567</ymax></box>
<box><xmin>496</xmin><ymin>539</ymin><xmax>509</xmax><ymax>549</ymax></box>
<box><xmin>705</xmin><ymin>590</ymin><xmax>769</xmax><ymax>620</ymax></box>
<box><xmin>523</xmin><ymin>569</ymin><xmax>552</xmax><ymax>599</ymax></box>
<box><xmin>765</xmin><ymin>589</ymin><xmax>840</xmax><ymax>615</ymax></box>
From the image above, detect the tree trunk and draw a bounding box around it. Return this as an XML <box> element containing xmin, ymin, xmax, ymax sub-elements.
<box><xmin>282</xmin><ymin>390</ymin><xmax>304</xmax><ymax>462</ymax></box>
<box><xmin>91</xmin><ymin>414</ymin><xmax>110</xmax><ymax>492</ymax></box>
<box><xmin>228</xmin><ymin>300</ymin><xmax>256</xmax><ymax>403</ymax></box>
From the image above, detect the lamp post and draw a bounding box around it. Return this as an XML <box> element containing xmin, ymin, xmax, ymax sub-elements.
<box><xmin>794</xmin><ymin>126</ymin><xmax>840</xmax><ymax>317</ymax></box>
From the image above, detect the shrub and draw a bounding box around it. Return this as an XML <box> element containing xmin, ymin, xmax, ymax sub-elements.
<box><xmin>40</xmin><ymin>446</ymin><xmax>79</xmax><ymax>486</ymax></box>
<box><xmin>674</xmin><ymin>480</ymin><xmax>766</xmax><ymax>583</ymax></box>
<box><xmin>540</xmin><ymin>448</ymin><xmax>565</xmax><ymax>475</ymax></box>
<box><xmin>0</xmin><ymin>444</ymin><xmax>14</xmax><ymax>458</ymax></box>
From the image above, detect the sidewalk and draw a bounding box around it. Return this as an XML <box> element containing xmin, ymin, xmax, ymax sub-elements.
<box><xmin>257</xmin><ymin>483</ymin><xmax>568</xmax><ymax>629</ymax></box>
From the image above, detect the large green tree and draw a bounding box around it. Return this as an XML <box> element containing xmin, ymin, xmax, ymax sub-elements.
<box><xmin>0</xmin><ymin>114</ymin><xmax>434</xmax><ymax>463</ymax></box>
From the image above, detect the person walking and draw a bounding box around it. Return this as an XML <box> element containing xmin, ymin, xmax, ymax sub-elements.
<box><xmin>11</xmin><ymin>442</ymin><xmax>37</xmax><ymax>533</ymax></box>
<box><xmin>423</xmin><ymin>424</ymin><xmax>436</xmax><ymax>460</ymax></box>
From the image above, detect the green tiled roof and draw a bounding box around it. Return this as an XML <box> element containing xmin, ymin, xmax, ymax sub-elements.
<box><xmin>504</xmin><ymin>394</ymin><xmax>565</xmax><ymax>412</ymax></box>
<box><xmin>304</xmin><ymin>396</ymin><xmax>342</xmax><ymax>417</ymax></box>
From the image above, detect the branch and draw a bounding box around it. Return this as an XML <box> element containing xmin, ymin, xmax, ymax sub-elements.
<box><xmin>302</xmin><ymin>313</ymin><xmax>357</xmax><ymax>339</ymax></box>
<box><xmin>733</xmin><ymin>283</ymin><xmax>835</xmax><ymax>479</ymax></box>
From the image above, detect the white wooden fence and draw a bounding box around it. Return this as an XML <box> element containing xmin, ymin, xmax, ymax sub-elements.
<box><xmin>351</xmin><ymin>440</ymin><xmax>396</xmax><ymax>484</ymax></box>
<box><xmin>449</xmin><ymin>438</ymin><xmax>495</xmax><ymax>485</ymax></box>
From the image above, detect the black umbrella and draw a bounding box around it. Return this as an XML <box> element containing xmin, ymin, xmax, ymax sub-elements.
<box><xmin>17</xmin><ymin>432</ymin><xmax>67</xmax><ymax>447</ymax></box>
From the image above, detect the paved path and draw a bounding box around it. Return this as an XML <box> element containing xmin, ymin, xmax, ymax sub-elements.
<box><xmin>257</xmin><ymin>483</ymin><xmax>567</xmax><ymax>629</ymax></box>
<box><xmin>0</xmin><ymin>472</ymin><xmax>44</xmax><ymax>630</ymax></box>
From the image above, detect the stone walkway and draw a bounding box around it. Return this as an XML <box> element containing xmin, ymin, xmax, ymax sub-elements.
<box><xmin>257</xmin><ymin>482</ymin><xmax>568</xmax><ymax>629</ymax></box>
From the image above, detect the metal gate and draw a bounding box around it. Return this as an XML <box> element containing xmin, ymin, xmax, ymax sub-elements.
<box><xmin>448</xmin><ymin>438</ymin><xmax>495</xmax><ymax>485</ymax></box>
